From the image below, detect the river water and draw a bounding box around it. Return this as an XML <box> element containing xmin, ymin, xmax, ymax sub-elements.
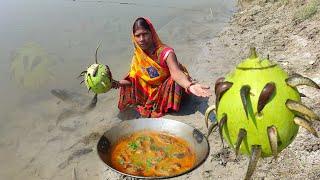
<box><xmin>0</xmin><ymin>0</ymin><xmax>235</xmax><ymax>179</ymax></box>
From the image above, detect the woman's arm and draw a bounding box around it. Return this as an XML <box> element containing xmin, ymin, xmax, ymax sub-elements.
<box><xmin>166</xmin><ymin>52</ymin><xmax>212</xmax><ymax>97</ymax></box>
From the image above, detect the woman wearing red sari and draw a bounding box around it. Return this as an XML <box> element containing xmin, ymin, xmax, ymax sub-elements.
<box><xmin>113</xmin><ymin>17</ymin><xmax>211</xmax><ymax>118</ymax></box>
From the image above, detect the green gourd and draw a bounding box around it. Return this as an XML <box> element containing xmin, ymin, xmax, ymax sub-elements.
<box><xmin>78</xmin><ymin>43</ymin><xmax>113</xmax><ymax>107</ymax></box>
<box><xmin>84</xmin><ymin>63</ymin><xmax>112</xmax><ymax>94</ymax></box>
<box><xmin>205</xmin><ymin>48</ymin><xmax>319</xmax><ymax>180</ymax></box>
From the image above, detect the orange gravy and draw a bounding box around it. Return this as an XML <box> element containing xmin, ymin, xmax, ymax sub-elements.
<box><xmin>110</xmin><ymin>131</ymin><xmax>196</xmax><ymax>177</ymax></box>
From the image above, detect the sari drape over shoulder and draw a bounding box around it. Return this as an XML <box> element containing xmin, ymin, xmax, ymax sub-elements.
<box><xmin>118</xmin><ymin>17</ymin><xmax>188</xmax><ymax>118</ymax></box>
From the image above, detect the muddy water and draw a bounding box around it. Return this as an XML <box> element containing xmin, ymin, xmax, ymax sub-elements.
<box><xmin>0</xmin><ymin>0</ymin><xmax>235</xmax><ymax>179</ymax></box>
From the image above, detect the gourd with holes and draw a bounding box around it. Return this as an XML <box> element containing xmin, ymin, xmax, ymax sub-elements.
<box><xmin>78</xmin><ymin>43</ymin><xmax>113</xmax><ymax>107</ymax></box>
<box><xmin>205</xmin><ymin>48</ymin><xmax>320</xmax><ymax>180</ymax></box>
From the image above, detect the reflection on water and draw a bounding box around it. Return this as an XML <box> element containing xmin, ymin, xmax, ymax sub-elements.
<box><xmin>0</xmin><ymin>0</ymin><xmax>235</xmax><ymax>179</ymax></box>
<box><xmin>10</xmin><ymin>42</ymin><xmax>58</xmax><ymax>90</ymax></box>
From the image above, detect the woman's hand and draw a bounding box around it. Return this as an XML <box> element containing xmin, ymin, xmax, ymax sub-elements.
<box><xmin>188</xmin><ymin>83</ymin><xmax>212</xmax><ymax>97</ymax></box>
<box><xmin>112</xmin><ymin>79</ymin><xmax>132</xmax><ymax>89</ymax></box>
<box><xmin>112</xmin><ymin>80</ymin><xmax>120</xmax><ymax>89</ymax></box>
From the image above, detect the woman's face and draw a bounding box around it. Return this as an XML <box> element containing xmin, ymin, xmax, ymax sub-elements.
<box><xmin>134</xmin><ymin>27</ymin><xmax>153</xmax><ymax>51</ymax></box>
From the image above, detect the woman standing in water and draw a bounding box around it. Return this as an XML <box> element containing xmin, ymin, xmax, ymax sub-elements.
<box><xmin>113</xmin><ymin>17</ymin><xmax>211</xmax><ymax>118</ymax></box>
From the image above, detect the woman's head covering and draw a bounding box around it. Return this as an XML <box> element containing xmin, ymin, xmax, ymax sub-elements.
<box><xmin>132</xmin><ymin>17</ymin><xmax>162</xmax><ymax>50</ymax></box>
